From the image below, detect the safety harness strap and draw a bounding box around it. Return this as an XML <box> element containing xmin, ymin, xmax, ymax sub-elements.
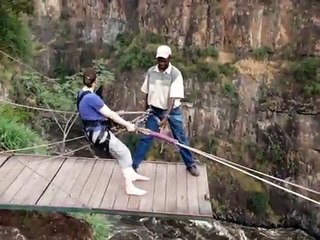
<box><xmin>76</xmin><ymin>90</ymin><xmax>111</xmax><ymax>153</ymax></box>
<box><xmin>85</xmin><ymin>126</ymin><xmax>111</xmax><ymax>153</ymax></box>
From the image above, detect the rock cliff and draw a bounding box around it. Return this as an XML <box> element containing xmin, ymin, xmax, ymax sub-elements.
<box><xmin>22</xmin><ymin>0</ymin><xmax>320</xmax><ymax>238</ymax></box>
<box><xmin>30</xmin><ymin>0</ymin><xmax>319</xmax><ymax>75</ymax></box>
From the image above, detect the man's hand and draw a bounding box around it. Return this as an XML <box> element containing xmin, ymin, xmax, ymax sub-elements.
<box><xmin>160</xmin><ymin>115</ymin><xmax>169</xmax><ymax>129</ymax></box>
<box><xmin>126</xmin><ymin>122</ymin><xmax>136</xmax><ymax>132</ymax></box>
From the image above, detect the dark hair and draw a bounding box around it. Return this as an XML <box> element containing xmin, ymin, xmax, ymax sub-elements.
<box><xmin>83</xmin><ymin>67</ymin><xmax>97</xmax><ymax>87</ymax></box>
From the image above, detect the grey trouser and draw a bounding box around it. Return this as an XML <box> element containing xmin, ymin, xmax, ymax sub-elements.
<box><xmin>89</xmin><ymin>129</ymin><xmax>132</xmax><ymax>169</ymax></box>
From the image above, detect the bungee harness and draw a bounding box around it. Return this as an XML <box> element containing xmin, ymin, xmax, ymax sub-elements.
<box><xmin>76</xmin><ymin>90</ymin><xmax>111</xmax><ymax>153</ymax></box>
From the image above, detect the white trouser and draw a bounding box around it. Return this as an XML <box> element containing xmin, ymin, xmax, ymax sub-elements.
<box><xmin>89</xmin><ymin>130</ymin><xmax>132</xmax><ymax>169</ymax></box>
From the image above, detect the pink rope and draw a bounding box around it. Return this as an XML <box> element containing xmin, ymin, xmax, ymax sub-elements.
<box><xmin>149</xmin><ymin>131</ymin><xmax>178</xmax><ymax>144</ymax></box>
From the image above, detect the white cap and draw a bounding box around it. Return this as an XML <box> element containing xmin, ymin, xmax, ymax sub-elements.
<box><xmin>156</xmin><ymin>45</ymin><xmax>172</xmax><ymax>58</ymax></box>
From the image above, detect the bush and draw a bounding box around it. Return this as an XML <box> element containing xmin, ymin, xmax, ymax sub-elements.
<box><xmin>247</xmin><ymin>191</ymin><xmax>269</xmax><ymax>216</ymax></box>
<box><xmin>0</xmin><ymin>103</ymin><xmax>32</xmax><ymax>123</ymax></box>
<box><xmin>290</xmin><ymin>57</ymin><xmax>320</xmax><ymax>96</ymax></box>
<box><xmin>0</xmin><ymin>114</ymin><xmax>46</xmax><ymax>154</ymax></box>
<box><xmin>0</xmin><ymin>7</ymin><xmax>33</xmax><ymax>62</ymax></box>
<box><xmin>252</xmin><ymin>47</ymin><xmax>271</xmax><ymax>61</ymax></box>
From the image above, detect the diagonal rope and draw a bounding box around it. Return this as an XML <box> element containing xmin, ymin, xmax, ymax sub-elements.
<box><xmin>0</xmin><ymin>136</ymin><xmax>85</xmax><ymax>154</ymax></box>
<box><xmin>207</xmin><ymin>152</ymin><xmax>320</xmax><ymax>195</ymax></box>
<box><xmin>137</xmin><ymin>128</ymin><xmax>320</xmax><ymax>206</ymax></box>
<box><xmin>0</xmin><ymin>99</ymin><xmax>146</xmax><ymax>116</ymax></box>
<box><xmin>0</xmin><ymin>49</ymin><xmax>57</xmax><ymax>82</ymax></box>
<box><xmin>0</xmin><ymin>99</ymin><xmax>75</xmax><ymax>114</ymax></box>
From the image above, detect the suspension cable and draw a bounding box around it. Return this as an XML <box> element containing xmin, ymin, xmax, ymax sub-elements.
<box><xmin>137</xmin><ymin>128</ymin><xmax>320</xmax><ymax>206</ymax></box>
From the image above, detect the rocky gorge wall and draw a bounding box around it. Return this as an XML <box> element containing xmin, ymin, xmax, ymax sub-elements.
<box><xmin>18</xmin><ymin>0</ymin><xmax>320</xmax><ymax>238</ymax></box>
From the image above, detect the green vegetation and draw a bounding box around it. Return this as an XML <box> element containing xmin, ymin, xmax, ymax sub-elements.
<box><xmin>0</xmin><ymin>104</ymin><xmax>47</xmax><ymax>154</ymax></box>
<box><xmin>9</xmin><ymin>59</ymin><xmax>114</xmax><ymax>112</ymax></box>
<box><xmin>71</xmin><ymin>213</ymin><xmax>110</xmax><ymax>239</ymax></box>
<box><xmin>207</xmin><ymin>136</ymin><xmax>219</xmax><ymax>155</ymax></box>
<box><xmin>289</xmin><ymin>57</ymin><xmax>320</xmax><ymax>97</ymax></box>
<box><xmin>222</xmin><ymin>83</ymin><xmax>239</xmax><ymax>107</ymax></box>
<box><xmin>0</xmin><ymin>0</ymin><xmax>34</xmax><ymax>62</ymax></box>
<box><xmin>245</xmin><ymin>141</ymin><xmax>265</xmax><ymax>164</ymax></box>
<box><xmin>247</xmin><ymin>191</ymin><xmax>269</xmax><ymax>216</ymax></box>
<box><xmin>108</xmin><ymin>31</ymin><xmax>237</xmax><ymax>83</ymax></box>
<box><xmin>252</xmin><ymin>46</ymin><xmax>272</xmax><ymax>61</ymax></box>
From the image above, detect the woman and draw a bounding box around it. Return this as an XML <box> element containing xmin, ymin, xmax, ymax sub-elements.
<box><xmin>77</xmin><ymin>67</ymin><xmax>149</xmax><ymax>196</ymax></box>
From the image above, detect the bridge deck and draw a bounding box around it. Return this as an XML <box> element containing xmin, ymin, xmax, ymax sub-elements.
<box><xmin>0</xmin><ymin>153</ymin><xmax>212</xmax><ymax>220</ymax></box>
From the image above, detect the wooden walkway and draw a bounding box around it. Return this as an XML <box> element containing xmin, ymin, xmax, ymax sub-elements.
<box><xmin>0</xmin><ymin>153</ymin><xmax>212</xmax><ymax>220</ymax></box>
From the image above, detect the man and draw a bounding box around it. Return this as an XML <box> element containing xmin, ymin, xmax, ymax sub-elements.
<box><xmin>77</xmin><ymin>67</ymin><xmax>149</xmax><ymax>196</ymax></box>
<box><xmin>132</xmin><ymin>45</ymin><xmax>200</xmax><ymax>177</ymax></box>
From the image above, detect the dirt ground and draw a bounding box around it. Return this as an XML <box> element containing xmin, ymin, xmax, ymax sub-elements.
<box><xmin>0</xmin><ymin>210</ymin><xmax>94</xmax><ymax>240</ymax></box>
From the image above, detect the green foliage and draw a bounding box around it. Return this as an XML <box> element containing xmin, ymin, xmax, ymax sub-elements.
<box><xmin>267</xmin><ymin>143</ymin><xmax>285</xmax><ymax>164</ymax></box>
<box><xmin>184</xmin><ymin>46</ymin><xmax>219</xmax><ymax>60</ymax></box>
<box><xmin>246</xmin><ymin>141</ymin><xmax>265</xmax><ymax>163</ymax></box>
<box><xmin>0</xmin><ymin>10</ymin><xmax>33</xmax><ymax>62</ymax></box>
<box><xmin>252</xmin><ymin>47</ymin><xmax>271</xmax><ymax>61</ymax></box>
<box><xmin>109</xmin><ymin>31</ymin><xmax>236</xmax><ymax>83</ymax></box>
<box><xmin>92</xmin><ymin>59</ymin><xmax>116</xmax><ymax>84</ymax></box>
<box><xmin>117</xmin><ymin>45</ymin><xmax>155</xmax><ymax>71</ymax></box>
<box><xmin>10</xmin><ymin>59</ymin><xmax>114</xmax><ymax>112</ymax></box>
<box><xmin>112</xmin><ymin>33</ymin><xmax>155</xmax><ymax>71</ymax></box>
<box><xmin>0</xmin><ymin>0</ymin><xmax>34</xmax><ymax>15</ymax></box>
<box><xmin>289</xmin><ymin>57</ymin><xmax>320</xmax><ymax>96</ymax></box>
<box><xmin>0</xmin><ymin>110</ymin><xmax>46</xmax><ymax>154</ymax></box>
<box><xmin>72</xmin><ymin>213</ymin><xmax>110</xmax><ymax>239</ymax></box>
<box><xmin>219</xmin><ymin>63</ymin><xmax>237</xmax><ymax>77</ymax></box>
<box><xmin>0</xmin><ymin>0</ymin><xmax>34</xmax><ymax>62</ymax></box>
<box><xmin>223</xmin><ymin>83</ymin><xmax>239</xmax><ymax>107</ymax></box>
<box><xmin>199</xmin><ymin>46</ymin><xmax>219</xmax><ymax>58</ymax></box>
<box><xmin>207</xmin><ymin>136</ymin><xmax>218</xmax><ymax>154</ymax></box>
<box><xmin>0</xmin><ymin>103</ymin><xmax>32</xmax><ymax>123</ymax></box>
<box><xmin>247</xmin><ymin>191</ymin><xmax>269</xmax><ymax>216</ymax></box>
<box><xmin>194</xmin><ymin>62</ymin><xmax>220</xmax><ymax>82</ymax></box>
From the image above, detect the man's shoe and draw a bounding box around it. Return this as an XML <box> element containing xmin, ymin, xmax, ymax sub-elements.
<box><xmin>187</xmin><ymin>165</ymin><xmax>200</xmax><ymax>177</ymax></box>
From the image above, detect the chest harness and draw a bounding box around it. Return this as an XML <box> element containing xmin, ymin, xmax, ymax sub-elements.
<box><xmin>76</xmin><ymin>91</ymin><xmax>111</xmax><ymax>153</ymax></box>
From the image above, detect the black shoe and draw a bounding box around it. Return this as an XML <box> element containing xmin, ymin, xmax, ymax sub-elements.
<box><xmin>187</xmin><ymin>165</ymin><xmax>200</xmax><ymax>177</ymax></box>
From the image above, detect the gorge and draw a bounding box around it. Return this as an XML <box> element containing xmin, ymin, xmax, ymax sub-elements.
<box><xmin>0</xmin><ymin>0</ymin><xmax>320</xmax><ymax>239</ymax></box>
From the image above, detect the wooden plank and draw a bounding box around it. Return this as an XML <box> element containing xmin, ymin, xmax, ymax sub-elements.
<box><xmin>197</xmin><ymin>165</ymin><xmax>212</xmax><ymax>216</ymax></box>
<box><xmin>0</xmin><ymin>154</ymin><xmax>213</xmax><ymax>220</ymax></box>
<box><xmin>64</xmin><ymin>158</ymin><xmax>97</xmax><ymax>207</ymax></box>
<box><xmin>88</xmin><ymin>160</ymin><xmax>115</xmax><ymax>208</ymax></box>
<box><xmin>127</xmin><ymin>164</ymin><xmax>149</xmax><ymax>210</ymax></box>
<box><xmin>12</xmin><ymin>158</ymin><xmax>64</xmax><ymax>205</ymax></box>
<box><xmin>153</xmin><ymin>163</ymin><xmax>167</xmax><ymax>212</ymax></box>
<box><xmin>176</xmin><ymin>164</ymin><xmax>189</xmax><ymax>214</ymax></box>
<box><xmin>51</xmin><ymin>158</ymin><xmax>87</xmax><ymax>206</ymax></box>
<box><xmin>0</xmin><ymin>156</ymin><xmax>42</xmax><ymax>203</ymax></box>
<box><xmin>0</xmin><ymin>156</ymin><xmax>32</xmax><ymax>197</ymax></box>
<box><xmin>113</xmin><ymin>166</ymin><xmax>130</xmax><ymax>210</ymax></box>
<box><xmin>36</xmin><ymin>157</ymin><xmax>77</xmax><ymax>206</ymax></box>
<box><xmin>99</xmin><ymin>164</ymin><xmax>122</xmax><ymax>209</ymax></box>
<box><xmin>187</xmin><ymin>167</ymin><xmax>200</xmax><ymax>215</ymax></box>
<box><xmin>139</xmin><ymin>163</ymin><xmax>156</xmax><ymax>213</ymax></box>
<box><xmin>0</xmin><ymin>155</ymin><xmax>10</xmax><ymax>167</ymax></box>
<box><xmin>165</xmin><ymin>164</ymin><xmax>177</xmax><ymax>213</ymax></box>
<box><xmin>77</xmin><ymin>159</ymin><xmax>105</xmax><ymax>207</ymax></box>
